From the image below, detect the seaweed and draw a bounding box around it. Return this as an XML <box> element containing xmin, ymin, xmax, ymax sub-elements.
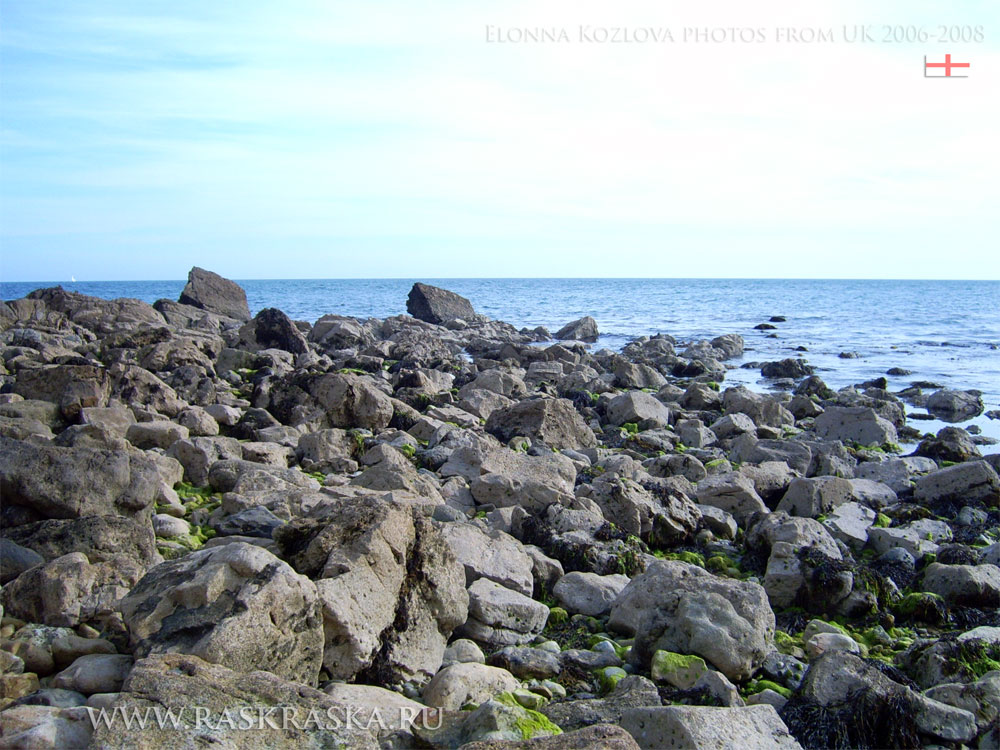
<box><xmin>779</xmin><ymin>687</ymin><xmax>919</xmax><ymax>750</ymax></box>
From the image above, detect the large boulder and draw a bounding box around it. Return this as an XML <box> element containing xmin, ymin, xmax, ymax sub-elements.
<box><xmin>921</xmin><ymin>563</ymin><xmax>1000</xmax><ymax>609</ymax></box>
<box><xmin>1</xmin><ymin>551</ymin><xmax>145</xmax><ymax>628</ymax></box>
<box><xmin>310</xmin><ymin>372</ymin><xmax>394</xmax><ymax>431</ymax></box>
<box><xmin>458</xmin><ymin>578</ymin><xmax>550</xmax><ymax>648</ymax></box>
<box><xmin>442</xmin><ymin>444</ymin><xmax>577</xmax><ymax>513</ymax></box>
<box><xmin>240</xmin><ymin>307</ymin><xmax>309</xmax><ymax>354</ymax></box>
<box><xmin>553</xmin><ymin>571</ymin><xmax>630</xmax><ymax>617</ymax></box>
<box><xmin>423</xmin><ymin>662</ymin><xmax>521</xmax><ymax>711</ymax></box>
<box><xmin>119</xmin><ymin>542</ymin><xmax>324</xmax><ymax>686</ymax></box>
<box><xmin>0</xmin><ymin>437</ymin><xmax>161</xmax><ymax>525</ymax></box>
<box><xmin>554</xmin><ymin>316</ymin><xmax>599</xmax><ymax>342</ymax></box>
<box><xmin>12</xmin><ymin>364</ymin><xmax>111</xmax><ymax>420</ymax></box>
<box><xmin>926</xmin><ymin>389</ymin><xmax>984</xmax><ymax>421</ymax></box>
<box><xmin>439</xmin><ymin>523</ymin><xmax>534</xmax><ymax>597</ymax></box>
<box><xmin>461</xmin><ymin>724</ymin><xmax>639</xmax><ymax>750</ymax></box>
<box><xmin>88</xmin><ymin>653</ymin><xmax>379</xmax><ymax>749</ymax></box>
<box><xmin>695</xmin><ymin>472</ymin><xmax>768</xmax><ymax>524</ymax></box>
<box><xmin>178</xmin><ymin>266</ymin><xmax>250</xmax><ymax>320</ymax></box>
<box><xmin>407</xmin><ymin>282</ymin><xmax>476</xmax><ymax>325</ymax></box>
<box><xmin>606</xmin><ymin>391</ymin><xmax>671</xmax><ymax>429</ymax></box>
<box><xmin>914</xmin><ymin>460</ymin><xmax>1000</xmax><ymax>508</ymax></box>
<box><xmin>1</xmin><ymin>515</ymin><xmax>159</xmax><ymax>568</ymax></box>
<box><xmin>813</xmin><ymin>406</ymin><xmax>897</xmax><ymax>446</ymax></box>
<box><xmin>622</xmin><ymin>705</ymin><xmax>801</xmax><ymax>750</ymax></box>
<box><xmin>609</xmin><ymin>560</ymin><xmax>774</xmax><ymax>681</ymax></box>
<box><xmin>798</xmin><ymin>651</ymin><xmax>977</xmax><ymax>743</ymax></box>
<box><xmin>722</xmin><ymin>387</ymin><xmax>794</xmax><ymax>428</ymax></box>
<box><xmin>776</xmin><ymin>476</ymin><xmax>853</xmax><ymax>519</ymax></box>
<box><xmin>485</xmin><ymin>398</ymin><xmax>597</xmax><ymax>451</ymax></box>
<box><xmin>274</xmin><ymin>497</ymin><xmax>468</xmax><ymax>688</ymax></box>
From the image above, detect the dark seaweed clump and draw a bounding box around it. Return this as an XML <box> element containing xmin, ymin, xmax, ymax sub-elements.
<box><xmin>780</xmin><ymin>687</ymin><xmax>919</xmax><ymax>750</ymax></box>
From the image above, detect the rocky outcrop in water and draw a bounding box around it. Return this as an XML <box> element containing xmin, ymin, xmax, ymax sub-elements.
<box><xmin>0</xmin><ymin>270</ymin><xmax>997</xmax><ymax>749</ymax></box>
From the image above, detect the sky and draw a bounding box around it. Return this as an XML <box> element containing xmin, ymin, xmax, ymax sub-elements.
<box><xmin>1</xmin><ymin>0</ymin><xmax>998</xmax><ymax>281</ymax></box>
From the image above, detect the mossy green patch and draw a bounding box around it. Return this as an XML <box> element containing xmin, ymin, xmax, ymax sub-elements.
<box><xmin>494</xmin><ymin>693</ymin><xmax>562</xmax><ymax>739</ymax></box>
<box><xmin>745</xmin><ymin>679</ymin><xmax>792</xmax><ymax>699</ymax></box>
<box><xmin>547</xmin><ymin>607</ymin><xmax>568</xmax><ymax>626</ymax></box>
<box><xmin>622</xmin><ymin>422</ymin><xmax>639</xmax><ymax>435</ymax></box>
<box><xmin>873</xmin><ymin>513</ymin><xmax>891</xmax><ymax>528</ymax></box>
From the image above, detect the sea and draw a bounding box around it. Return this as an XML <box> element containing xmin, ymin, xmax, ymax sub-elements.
<box><xmin>3</xmin><ymin>278</ymin><xmax>999</xmax><ymax>451</ymax></box>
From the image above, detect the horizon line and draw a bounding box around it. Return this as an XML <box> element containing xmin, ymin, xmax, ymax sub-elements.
<box><xmin>2</xmin><ymin>276</ymin><xmax>998</xmax><ymax>285</ymax></box>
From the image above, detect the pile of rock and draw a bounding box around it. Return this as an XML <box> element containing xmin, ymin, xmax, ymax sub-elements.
<box><xmin>0</xmin><ymin>271</ymin><xmax>997</xmax><ymax>749</ymax></box>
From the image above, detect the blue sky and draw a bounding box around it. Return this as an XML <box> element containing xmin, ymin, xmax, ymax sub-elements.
<box><xmin>1</xmin><ymin>0</ymin><xmax>998</xmax><ymax>281</ymax></box>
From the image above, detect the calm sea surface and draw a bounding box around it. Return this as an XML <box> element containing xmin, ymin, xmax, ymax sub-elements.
<box><xmin>3</xmin><ymin>278</ymin><xmax>998</xmax><ymax>449</ymax></box>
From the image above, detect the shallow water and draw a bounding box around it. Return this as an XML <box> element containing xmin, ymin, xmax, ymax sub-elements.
<box><xmin>3</xmin><ymin>278</ymin><xmax>998</xmax><ymax>451</ymax></box>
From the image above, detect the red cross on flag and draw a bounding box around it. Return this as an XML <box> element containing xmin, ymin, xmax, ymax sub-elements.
<box><xmin>924</xmin><ymin>54</ymin><xmax>970</xmax><ymax>78</ymax></box>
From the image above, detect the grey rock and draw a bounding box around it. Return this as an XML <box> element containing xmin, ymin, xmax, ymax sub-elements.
<box><xmin>609</xmin><ymin>560</ymin><xmax>774</xmax><ymax>681</ymax></box>
<box><xmin>485</xmin><ymin>397</ymin><xmax>597</xmax><ymax>451</ymax></box>
<box><xmin>120</xmin><ymin>542</ymin><xmax>324</xmax><ymax>685</ymax></box>
<box><xmin>274</xmin><ymin>496</ymin><xmax>468</xmax><ymax>688</ymax></box>
<box><xmin>52</xmin><ymin>653</ymin><xmax>133</xmax><ymax>695</ymax></box>
<box><xmin>439</xmin><ymin>522</ymin><xmax>534</xmax><ymax>597</ymax></box>
<box><xmin>407</xmin><ymin>282</ymin><xmax>476</xmax><ymax>325</ymax></box>
<box><xmin>695</xmin><ymin>472</ymin><xmax>768</xmax><ymax>524</ymax></box>
<box><xmin>553</xmin><ymin>571</ymin><xmax>630</xmax><ymax>617</ymax></box>
<box><xmin>914</xmin><ymin>460</ymin><xmax>1000</xmax><ymax>507</ymax></box>
<box><xmin>813</xmin><ymin>406</ymin><xmax>897</xmax><ymax>446</ymax></box>
<box><xmin>422</xmin><ymin>662</ymin><xmax>520</xmax><ymax>711</ymax></box>
<box><xmin>459</xmin><ymin>578</ymin><xmax>549</xmax><ymax>648</ymax></box>
<box><xmin>926</xmin><ymin>389</ymin><xmax>984</xmax><ymax>421</ymax></box>
<box><xmin>621</xmin><ymin>704</ymin><xmax>801</xmax><ymax>750</ymax></box>
<box><xmin>178</xmin><ymin>266</ymin><xmax>250</xmax><ymax>320</ymax></box>
<box><xmin>776</xmin><ymin>476</ymin><xmax>853</xmax><ymax>518</ymax></box>
<box><xmin>606</xmin><ymin>391</ymin><xmax>671</xmax><ymax>429</ymax></box>
<box><xmin>922</xmin><ymin>563</ymin><xmax>1000</xmax><ymax>608</ymax></box>
<box><xmin>555</xmin><ymin>316</ymin><xmax>599</xmax><ymax>342</ymax></box>
<box><xmin>88</xmin><ymin>653</ymin><xmax>378</xmax><ymax>749</ymax></box>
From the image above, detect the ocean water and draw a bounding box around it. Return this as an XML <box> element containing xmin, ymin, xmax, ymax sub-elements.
<box><xmin>3</xmin><ymin>278</ymin><xmax>999</xmax><ymax>450</ymax></box>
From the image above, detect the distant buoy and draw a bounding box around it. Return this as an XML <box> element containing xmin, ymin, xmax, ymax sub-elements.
<box><xmin>70</xmin><ymin>276</ymin><xmax>76</xmax><ymax>282</ymax></box>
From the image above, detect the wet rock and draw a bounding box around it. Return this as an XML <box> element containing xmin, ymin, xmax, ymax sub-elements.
<box><xmin>926</xmin><ymin>389</ymin><xmax>984</xmax><ymax>421</ymax></box>
<box><xmin>178</xmin><ymin>266</ymin><xmax>250</xmax><ymax>320</ymax></box>
<box><xmin>240</xmin><ymin>307</ymin><xmax>309</xmax><ymax>354</ymax></box>
<box><xmin>0</xmin><ymin>538</ymin><xmax>45</xmax><ymax>584</ymax></box>
<box><xmin>761</xmin><ymin>359</ymin><xmax>814</xmax><ymax>379</ymax></box>
<box><xmin>915</xmin><ymin>426</ymin><xmax>982</xmax><ymax>463</ymax></box>
<box><xmin>407</xmin><ymin>282</ymin><xmax>476</xmax><ymax>325</ymax></box>
<box><xmin>120</xmin><ymin>542</ymin><xmax>324</xmax><ymax>685</ymax></box>
<box><xmin>797</xmin><ymin>651</ymin><xmax>977</xmax><ymax>743</ymax></box>
<box><xmin>554</xmin><ymin>316</ymin><xmax>599</xmax><ymax>342</ymax></box>
<box><xmin>541</xmin><ymin>675</ymin><xmax>660</xmax><ymax>731</ymax></box>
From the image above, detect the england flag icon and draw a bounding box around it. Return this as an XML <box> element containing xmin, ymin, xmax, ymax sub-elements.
<box><xmin>924</xmin><ymin>54</ymin><xmax>970</xmax><ymax>78</ymax></box>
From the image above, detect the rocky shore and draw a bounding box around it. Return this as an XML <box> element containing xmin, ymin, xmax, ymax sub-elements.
<box><xmin>0</xmin><ymin>268</ymin><xmax>998</xmax><ymax>749</ymax></box>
